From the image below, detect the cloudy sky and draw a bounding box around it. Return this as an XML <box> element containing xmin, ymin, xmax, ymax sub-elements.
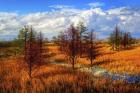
<box><xmin>0</xmin><ymin>0</ymin><xmax>140</xmax><ymax>40</ymax></box>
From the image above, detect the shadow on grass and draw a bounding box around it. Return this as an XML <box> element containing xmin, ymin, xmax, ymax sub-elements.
<box><xmin>33</xmin><ymin>65</ymin><xmax>75</xmax><ymax>79</ymax></box>
<box><xmin>92</xmin><ymin>59</ymin><xmax>115</xmax><ymax>66</ymax></box>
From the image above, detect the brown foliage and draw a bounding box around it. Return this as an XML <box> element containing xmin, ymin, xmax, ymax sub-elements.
<box><xmin>86</xmin><ymin>30</ymin><xmax>99</xmax><ymax>65</ymax></box>
<box><xmin>24</xmin><ymin>26</ymin><xmax>44</xmax><ymax>78</ymax></box>
<box><xmin>59</xmin><ymin>25</ymin><xmax>80</xmax><ymax>69</ymax></box>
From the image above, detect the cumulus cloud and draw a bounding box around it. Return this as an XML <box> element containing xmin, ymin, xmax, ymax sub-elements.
<box><xmin>0</xmin><ymin>12</ymin><xmax>22</xmax><ymax>40</ymax></box>
<box><xmin>0</xmin><ymin>6</ymin><xmax>140</xmax><ymax>40</ymax></box>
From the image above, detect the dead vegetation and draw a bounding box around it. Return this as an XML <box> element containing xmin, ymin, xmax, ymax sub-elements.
<box><xmin>0</xmin><ymin>58</ymin><xmax>140</xmax><ymax>93</ymax></box>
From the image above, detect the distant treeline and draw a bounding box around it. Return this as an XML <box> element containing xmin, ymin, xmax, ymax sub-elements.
<box><xmin>0</xmin><ymin>22</ymin><xmax>138</xmax><ymax>50</ymax></box>
<box><xmin>0</xmin><ymin>40</ymin><xmax>18</xmax><ymax>47</ymax></box>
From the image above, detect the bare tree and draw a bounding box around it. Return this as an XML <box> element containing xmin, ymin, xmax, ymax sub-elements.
<box><xmin>59</xmin><ymin>32</ymin><xmax>67</xmax><ymax>53</ymax></box>
<box><xmin>24</xmin><ymin>26</ymin><xmax>44</xmax><ymax>78</ymax></box>
<box><xmin>86</xmin><ymin>30</ymin><xmax>99</xmax><ymax>66</ymax></box>
<box><xmin>121</xmin><ymin>32</ymin><xmax>129</xmax><ymax>49</ymax></box>
<box><xmin>68</xmin><ymin>25</ymin><xmax>80</xmax><ymax>69</ymax></box>
<box><xmin>121</xmin><ymin>32</ymin><xmax>135</xmax><ymax>49</ymax></box>
<box><xmin>37</xmin><ymin>32</ymin><xmax>44</xmax><ymax>65</ymax></box>
<box><xmin>59</xmin><ymin>25</ymin><xmax>80</xmax><ymax>69</ymax></box>
<box><xmin>77</xmin><ymin>22</ymin><xmax>87</xmax><ymax>57</ymax></box>
<box><xmin>108</xmin><ymin>26</ymin><xmax>122</xmax><ymax>51</ymax></box>
<box><xmin>109</xmin><ymin>26</ymin><xmax>135</xmax><ymax>51</ymax></box>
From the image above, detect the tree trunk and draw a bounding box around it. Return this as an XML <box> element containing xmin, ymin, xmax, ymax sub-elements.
<box><xmin>72</xmin><ymin>57</ymin><xmax>75</xmax><ymax>70</ymax></box>
<box><xmin>29</xmin><ymin>62</ymin><xmax>32</xmax><ymax>78</ymax></box>
<box><xmin>80</xmin><ymin>37</ymin><xmax>82</xmax><ymax>57</ymax></box>
<box><xmin>90</xmin><ymin>58</ymin><xmax>93</xmax><ymax>66</ymax></box>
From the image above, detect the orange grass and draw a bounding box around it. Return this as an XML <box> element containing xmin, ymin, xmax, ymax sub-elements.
<box><xmin>0</xmin><ymin>57</ymin><xmax>140</xmax><ymax>93</ymax></box>
<box><xmin>0</xmin><ymin>44</ymin><xmax>140</xmax><ymax>93</ymax></box>
<box><xmin>93</xmin><ymin>45</ymin><xmax>140</xmax><ymax>75</ymax></box>
<box><xmin>49</xmin><ymin>44</ymin><xmax>140</xmax><ymax>75</ymax></box>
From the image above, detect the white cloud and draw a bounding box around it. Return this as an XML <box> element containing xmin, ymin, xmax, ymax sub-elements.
<box><xmin>0</xmin><ymin>12</ymin><xmax>22</xmax><ymax>36</ymax></box>
<box><xmin>49</xmin><ymin>5</ymin><xmax>74</xmax><ymax>9</ymax></box>
<box><xmin>0</xmin><ymin>6</ymin><xmax>140</xmax><ymax>40</ymax></box>
<box><xmin>88</xmin><ymin>2</ymin><xmax>105</xmax><ymax>8</ymax></box>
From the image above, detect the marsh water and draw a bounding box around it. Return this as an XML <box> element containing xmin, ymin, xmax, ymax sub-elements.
<box><xmin>51</xmin><ymin>61</ymin><xmax>140</xmax><ymax>84</ymax></box>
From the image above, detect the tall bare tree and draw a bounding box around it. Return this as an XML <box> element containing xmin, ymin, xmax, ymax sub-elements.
<box><xmin>86</xmin><ymin>30</ymin><xmax>99</xmax><ymax>66</ymax></box>
<box><xmin>59</xmin><ymin>32</ymin><xmax>67</xmax><ymax>53</ymax></box>
<box><xmin>24</xmin><ymin>26</ymin><xmax>44</xmax><ymax>78</ymax></box>
<box><xmin>77</xmin><ymin>22</ymin><xmax>87</xmax><ymax>57</ymax></box>
<box><xmin>60</xmin><ymin>25</ymin><xmax>80</xmax><ymax>69</ymax></box>
<box><xmin>108</xmin><ymin>26</ymin><xmax>122</xmax><ymax>50</ymax></box>
<box><xmin>121</xmin><ymin>32</ymin><xmax>135</xmax><ymax>49</ymax></box>
<box><xmin>109</xmin><ymin>26</ymin><xmax>135</xmax><ymax>50</ymax></box>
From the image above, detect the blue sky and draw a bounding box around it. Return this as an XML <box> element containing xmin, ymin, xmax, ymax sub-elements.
<box><xmin>0</xmin><ymin>0</ymin><xmax>140</xmax><ymax>13</ymax></box>
<box><xmin>0</xmin><ymin>0</ymin><xmax>140</xmax><ymax>40</ymax></box>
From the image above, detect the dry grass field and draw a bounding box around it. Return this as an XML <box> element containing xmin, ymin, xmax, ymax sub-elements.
<box><xmin>52</xmin><ymin>44</ymin><xmax>140</xmax><ymax>75</ymax></box>
<box><xmin>0</xmin><ymin>43</ymin><xmax>140</xmax><ymax>93</ymax></box>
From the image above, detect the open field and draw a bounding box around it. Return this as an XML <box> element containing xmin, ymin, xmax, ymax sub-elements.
<box><xmin>0</xmin><ymin>57</ymin><xmax>140</xmax><ymax>93</ymax></box>
<box><xmin>50</xmin><ymin>44</ymin><xmax>140</xmax><ymax>75</ymax></box>
<box><xmin>0</xmin><ymin>43</ymin><xmax>140</xmax><ymax>93</ymax></box>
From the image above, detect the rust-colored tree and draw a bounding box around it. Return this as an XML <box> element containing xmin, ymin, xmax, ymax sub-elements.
<box><xmin>86</xmin><ymin>30</ymin><xmax>99</xmax><ymax>66</ymax></box>
<box><xmin>60</xmin><ymin>25</ymin><xmax>80</xmax><ymax>69</ymax></box>
<box><xmin>108</xmin><ymin>26</ymin><xmax>122</xmax><ymax>51</ymax></box>
<box><xmin>121</xmin><ymin>32</ymin><xmax>135</xmax><ymax>49</ymax></box>
<box><xmin>109</xmin><ymin>26</ymin><xmax>135</xmax><ymax>50</ymax></box>
<box><xmin>77</xmin><ymin>22</ymin><xmax>87</xmax><ymax>57</ymax></box>
<box><xmin>59</xmin><ymin>32</ymin><xmax>67</xmax><ymax>54</ymax></box>
<box><xmin>24</xmin><ymin>26</ymin><xmax>44</xmax><ymax>78</ymax></box>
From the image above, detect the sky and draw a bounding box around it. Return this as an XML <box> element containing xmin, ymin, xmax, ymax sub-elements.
<box><xmin>0</xmin><ymin>0</ymin><xmax>140</xmax><ymax>40</ymax></box>
<box><xmin>0</xmin><ymin>0</ymin><xmax>140</xmax><ymax>13</ymax></box>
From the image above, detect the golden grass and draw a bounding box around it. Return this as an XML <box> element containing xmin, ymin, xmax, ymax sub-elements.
<box><xmin>0</xmin><ymin>44</ymin><xmax>140</xmax><ymax>93</ymax></box>
<box><xmin>49</xmin><ymin>44</ymin><xmax>140</xmax><ymax>75</ymax></box>
<box><xmin>0</xmin><ymin>58</ymin><xmax>140</xmax><ymax>93</ymax></box>
<box><xmin>94</xmin><ymin>46</ymin><xmax>140</xmax><ymax>75</ymax></box>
